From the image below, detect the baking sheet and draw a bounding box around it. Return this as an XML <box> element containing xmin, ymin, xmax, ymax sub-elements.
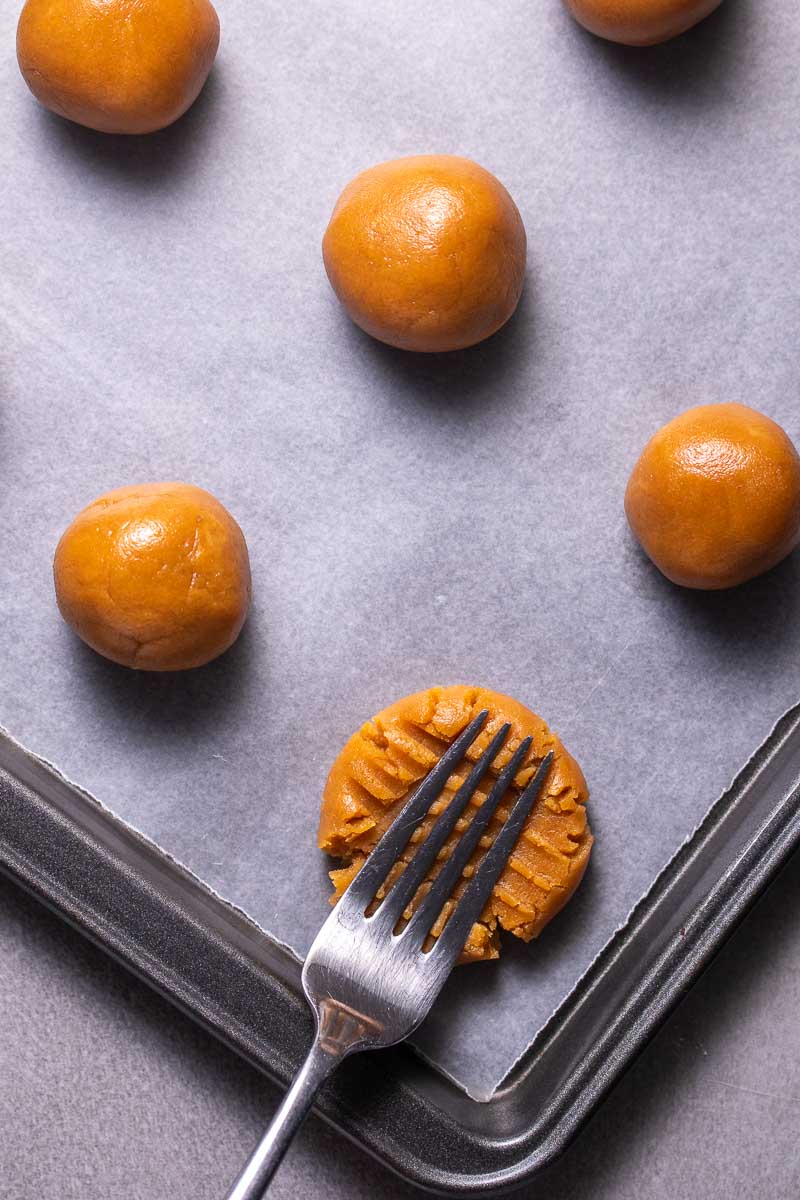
<box><xmin>1</xmin><ymin>0</ymin><xmax>799</xmax><ymax>1098</ymax></box>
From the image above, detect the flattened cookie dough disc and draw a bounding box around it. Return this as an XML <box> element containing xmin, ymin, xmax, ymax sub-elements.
<box><xmin>319</xmin><ymin>685</ymin><xmax>592</xmax><ymax>963</ymax></box>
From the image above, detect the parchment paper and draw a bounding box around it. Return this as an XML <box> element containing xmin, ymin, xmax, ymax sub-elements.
<box><xmin>1</xmin><ymin>0</ymin><xmax>798</xmax><ymax>1097</ymax></box>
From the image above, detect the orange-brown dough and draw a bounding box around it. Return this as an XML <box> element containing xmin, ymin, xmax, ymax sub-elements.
<box><xmin>322</xmin><ymin>155</ymin><xmax>527</xmax><ymax>353</ymax></box>
<box><xmin>563</xmin><ymin>0</ymin><xmax>722</xmax><ymax>45</ymax></box>
<box><xmin>625</xmin><ymin>403</ymin><xmax>800</xmax><ymax>590</ymax></box>
<box><xmin>318</xmin><ymin>686</ymin><xmax>592</xmax><ymax>963</ymax></box>
<box><xmin>17</xmin><ymin>0</ymin><xmax>219</xmax><ymax>134</ymax></box>
<box><xmin>54</xmin><ymin>482</ymin><xmax>251</xmax><ymax>670</ymax></box>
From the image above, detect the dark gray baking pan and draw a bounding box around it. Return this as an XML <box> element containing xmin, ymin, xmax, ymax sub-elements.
<box><xmin>1</xmin><ymin>704</ymin><xmax>799</xmax><ymax>1196</ymax></box>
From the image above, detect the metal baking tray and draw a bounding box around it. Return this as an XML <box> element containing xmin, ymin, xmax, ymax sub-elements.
<box><xmin>2</xmin><ymin>703</ymin><xmax>799</xmax><ymax>1194</ymax></box>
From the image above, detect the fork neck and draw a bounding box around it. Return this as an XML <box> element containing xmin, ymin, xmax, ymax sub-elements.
<box><xmin>316</xmin><ymin>995</ymin><xmax>384</xmax><ymax>1056</ymax></box>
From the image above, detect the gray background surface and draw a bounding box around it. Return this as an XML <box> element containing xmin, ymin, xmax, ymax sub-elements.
<box><xmin>2</xmin><ymin>0</ymin><xmax>800</xmax><ymax>1098</ymax></box>
<box><xmin>2</xmin><ymin>856</ymin><xmax>799</xmax><ymax>1199</ymax></box>
<box><xmin>3</xmin><ymin>0</ymin><xmax>800</xmax><ymax>1186</ymax></box>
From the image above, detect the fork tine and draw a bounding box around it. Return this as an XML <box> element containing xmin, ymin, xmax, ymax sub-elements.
<box><xmin>370</xmin><ymin>723</ymin><xmax>512</xmax><ymax>929</ymax></box>
<box><xmin>427</xmin><ymin>751</ymin><xmax>555</xmax><ymax>969</ymax></box>
<box><xmin>400</xmin><ymin>736</ymin><xmax>533</xmax><ymax>948</ymax></box>
<box><xmin>336</xmin><ymin>710</ymin><xmax>490</xmax><ymax>916</ymax></box>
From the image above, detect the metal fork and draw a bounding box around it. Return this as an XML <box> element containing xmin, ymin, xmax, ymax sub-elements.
<box><xmin>223</xmin><ymin>710</ymin><xmax>554</xmax><ymax>1199</ymax></box>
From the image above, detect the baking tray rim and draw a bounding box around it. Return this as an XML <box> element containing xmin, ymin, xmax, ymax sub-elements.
<box><xmin>1</xmin><ymin>704</ymin><xmax>799</xmax><ymax>1196</ymax></box>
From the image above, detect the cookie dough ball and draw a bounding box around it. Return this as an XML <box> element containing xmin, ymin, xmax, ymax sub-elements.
<box><xmin>319</xmin><ymin>686</ymin><xmax>592</xmax><ymax>963</ymax></box>
<box><xmin>17</xmin><ymin>0</ymin><xmax>219</xmax><ymax>134</ymax></box>
<box><xmin>625</xmin><ymin>404</ymin><xmax>800</xmax><ymax>590</ymax></box>
<box><xmin>563</xmin><ymin>0</ymin><xmax>722</xmax><ymax>45</ymax></box>
<box><xmin>322</xmin><ymin>155</ymin><xmax>527</xmax><ymax>353</ymax></box>
<box><xmin>54</xmin><ymin>482</ymin><xmax>251</xmax><ymax>670</ymax></box>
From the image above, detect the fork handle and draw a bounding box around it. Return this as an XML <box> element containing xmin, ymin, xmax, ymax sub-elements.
<box><xmin>222</xmin><ymin>1039</ymin><xmax>340</xmax><ymax>1199</ymax></box>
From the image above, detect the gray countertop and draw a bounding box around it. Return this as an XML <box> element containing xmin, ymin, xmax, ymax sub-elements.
<box><xmin>1</xmin><ymin>858</ymin><xmax>798</xmax><ymax>1200</ymax></box>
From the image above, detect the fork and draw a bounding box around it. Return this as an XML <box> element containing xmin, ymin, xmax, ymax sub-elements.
<box><xmin>223</xmin><ymin>710</ymin><xmax>554</xmax><ymax>1199</ymax></box>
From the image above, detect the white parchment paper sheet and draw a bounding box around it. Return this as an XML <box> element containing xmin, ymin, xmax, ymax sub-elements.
<box><xmin>1</xmin><ymin>0</ymin><xmax>798</xmax><ymax>1096</ymax></box>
